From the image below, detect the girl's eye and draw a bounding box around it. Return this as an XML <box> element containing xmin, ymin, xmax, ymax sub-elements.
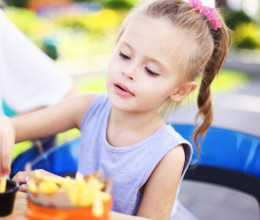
<box><xmin>119</xmin><ymin>52</ymin><xmax>130</xmax><ymax>60</ymax></box>
<box><xmin>145</xmin><ymin>67</ymin><xmax>160</xmax><ymax>77</ymax></box>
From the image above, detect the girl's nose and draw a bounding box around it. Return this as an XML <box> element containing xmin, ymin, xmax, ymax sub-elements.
<box><xmin>122</xmin><ymin>71</ymin><xmax>135</xmax><ymax>80</ymax></box>
<box><xmin>122</xmin><ymin>64</ymin><xmax>136</xmax><ymax>81</ymax></box>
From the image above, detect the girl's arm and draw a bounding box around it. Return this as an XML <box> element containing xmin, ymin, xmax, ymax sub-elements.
<box><xmin>13</xmin><ymin>93</ymin><xmax>96</xmax><ymax>142</ymax></box>
<box><xmin>136</xmin><ymin>145</ymin><xmax>185</xmax><ymax>220</ymax></box>
<box><xmin>0</xmin><ymin>93</ymin><xmax>96</xmax><ymax>175</ymax></box>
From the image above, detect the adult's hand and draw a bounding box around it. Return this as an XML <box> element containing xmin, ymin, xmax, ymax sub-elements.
<box><xmin>0</xmin><ymin>115</ymin><xmax>15</xmax><ymax>176</ymax></box>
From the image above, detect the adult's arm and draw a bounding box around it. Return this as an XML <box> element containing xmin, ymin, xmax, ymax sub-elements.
<box><xmin>0</xmin><ymin>10</ymin><xmax>75</xmax><ymax>114</ymax></box>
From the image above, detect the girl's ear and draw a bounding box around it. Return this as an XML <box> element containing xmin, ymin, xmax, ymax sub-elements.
<box><xmin>170</xmin><ymin>81</ymin><xmax>198</xmax><ymax>102</ymax></box>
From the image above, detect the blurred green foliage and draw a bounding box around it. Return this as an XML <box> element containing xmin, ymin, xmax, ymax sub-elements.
<box><xmin>76</xmin><ymin>76</ymin><xmax>106</xmax><ymax>93</ymax></box>
<box><xmin>4</xmin><ymin>7</ymin><xmax>40</xmax><ymax>36</ymax></box>
<box><xmin>5</xmin><ymin>6</ymin><xmax>128</xmax><ymax>60</ymax></box>
<box><xmin>103</xmin><ymin>0</ymin><xmax>137</xmax><ymax>9</ymax></box>
<box><xmin>224</xmin><ymin>10</ymin><xmax>260</xmax><ymax>50</ymax></box>
<box><xmin>78</xmin><ymin>0</ymin><xmax>138</xmax><ymax>9</ymax></box>
<box><xmin>55</xmin><ymin>9</ymin><xmax>125</xmax><ymax>33</ymax></box>
<box><xmin>211</xmin><ymin>69</ymin><xmax>249</xmax><ymax>93</ymax></box>
<box><xmin>225</xmin><ymin>10</ymin><xmax>252</xmax><ymax>30</ymax></box>
<box><xmin>234</xmin><ymin>22</ymin><xmax>260</xmax><ymax>49</ymax></box>
<box><xmin>5</xmin><ymin>0</ymin><xmax>137</xmax><ymax>9</ymax></box>
<box><xmin>5</xmin><ymin>7</ymin><xmax>56</xmax><ymax>52</ymax></box>
<box><xmin>5</xmin><ymin>0</ymin><xmax>28</xmax><ymax>8</ymax></box>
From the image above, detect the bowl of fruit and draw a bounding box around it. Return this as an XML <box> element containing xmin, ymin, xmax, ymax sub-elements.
<box><xmin>26</xmin><ymin>170</ymin><xmax>112</xmax><ymax>220</ymax></box>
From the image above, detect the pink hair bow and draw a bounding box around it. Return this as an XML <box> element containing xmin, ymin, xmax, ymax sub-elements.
<box><xmin>189</xmin><ymin>0</ymin><xmax>222</xmax><ymax>30</ymax></box>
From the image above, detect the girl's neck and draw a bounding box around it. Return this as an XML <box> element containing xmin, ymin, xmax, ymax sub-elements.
<box><xmin>107</xmin><ymin>108</ymin><xmax>165</xmax><ymax>147</ymax></box>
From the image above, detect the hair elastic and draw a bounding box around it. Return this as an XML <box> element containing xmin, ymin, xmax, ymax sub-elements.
<box><xmin>189</xmin><ymin>0</ymin><xmax>222</xmax><ymax>30</ymax></box>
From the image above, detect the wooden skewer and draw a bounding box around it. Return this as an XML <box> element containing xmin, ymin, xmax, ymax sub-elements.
<box><xmin>0</xmin><ymin>175</ymin><xmax>7</xmax><ymax>193</ymax></box>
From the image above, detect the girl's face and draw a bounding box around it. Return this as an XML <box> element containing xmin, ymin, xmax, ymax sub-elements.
<box><xmin>106</xmin><ymin>17</ymin><xmax>188</xmax><ymax>113</ymax></box>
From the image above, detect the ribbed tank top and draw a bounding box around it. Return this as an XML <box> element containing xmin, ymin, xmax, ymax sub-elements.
<box><xmin>78</xmin><ymin>93</ymin><xmax>192</xmax><ymax>218</ymax></box>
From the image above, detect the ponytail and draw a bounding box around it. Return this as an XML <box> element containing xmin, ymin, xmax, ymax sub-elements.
<box><xmin>192</xmin><ymin>17</ymin><xmax>229</xmax><ymax>156</ymax></box>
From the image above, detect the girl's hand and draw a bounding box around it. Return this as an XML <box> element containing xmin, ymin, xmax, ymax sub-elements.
<box><xmin>0</xmin><ymin>115</ymin><xmax>15</xmax><ymax>176</ymax></box>
<box><xmin>12</xmin><ymin>170</ymin><xmax>33</xmax><ymax>192</ymax></box>
<box><xmin>12</xmin><ymin>169</ymin><xmax>62</xmax><ymax>192</ymax></box>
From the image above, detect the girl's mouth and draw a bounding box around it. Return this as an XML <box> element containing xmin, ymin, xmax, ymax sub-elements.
<box><xmin>114</xmin><ymin>83</ymin><xmax>135</xmax><ymax>97</ymax></box>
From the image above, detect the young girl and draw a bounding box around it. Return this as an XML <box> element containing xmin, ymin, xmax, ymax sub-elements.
<box><xmin>0</xmin><ymin>0</ymin><xmax>229</xmax><ymax>219</ymax></box>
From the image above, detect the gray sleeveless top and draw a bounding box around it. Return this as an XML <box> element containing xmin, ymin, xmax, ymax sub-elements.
<box><xmin>78</xmin><ymin>93</ymin><xmax>192</xmax><ymax>218</ymax></box>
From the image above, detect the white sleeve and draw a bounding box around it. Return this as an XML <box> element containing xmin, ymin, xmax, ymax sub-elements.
<box><xmin>0</xmin><ymin>10</ymin><xmax>73</xmax><ymax>113</ymax></box>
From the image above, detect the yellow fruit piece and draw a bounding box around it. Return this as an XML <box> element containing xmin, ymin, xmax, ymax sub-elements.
<box><xmin>100</xmin><ymin>192</ymin><xmax>111</xmax><ymax>202</ymax></box>
<box><xmin>28</xmin><ymin>179</ymin><xmax>38</xmax><ymax>193</ymax></box>
<box><xmin>92</xmin><ymin>192</ymin><xmax>103</xmax><ymax>217</ymax></box>
<box><xmin>38</xmin><ymin>180</ymin><xmax>60</xmax><ymax>194</ymax></box>
<box><xmin>33</xmin><ymin>170</ymin><xmax>41</xmax><ymax>179</ymax></box>
<box><xmin>0</xmin><ymin>175</ymin><xmax>6</xmax><ymax>193</ymax></box>
<box><xmin>88</xmin><ymin>176</ymin><xmax>104</xmax><ymax>190</ymax></box>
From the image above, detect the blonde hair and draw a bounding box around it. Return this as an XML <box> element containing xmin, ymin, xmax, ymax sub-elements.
<box><xmin>116</xmin><ymin>0</ymin><xmax>229</xmax><ymax>154</ymax></box>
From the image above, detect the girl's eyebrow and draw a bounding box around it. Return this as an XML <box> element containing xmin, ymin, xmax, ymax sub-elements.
<box><xmin>119</xmin><ymin>41</ymin><xmax>132</xmax><ymax>50</ymax></box>
<box><xmin>148</xmin><ymin>57</ymin><xmax>168</xmax><ymax>72</ymax></box>
<box><xmin>120</xmin><ymin>41</ymin><xmax>168</xmax><ymax>71</ymax></box>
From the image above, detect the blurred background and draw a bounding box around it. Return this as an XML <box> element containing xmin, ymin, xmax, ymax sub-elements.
<box><xmin>2</xmin><ymin>0</ymin><xmax>260</xmax><ymax>82</ymax></box>
<box><xmin>2</xmin><ymin>0</ymin><xmax>260</xmax><ymax>219</ymax></box>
